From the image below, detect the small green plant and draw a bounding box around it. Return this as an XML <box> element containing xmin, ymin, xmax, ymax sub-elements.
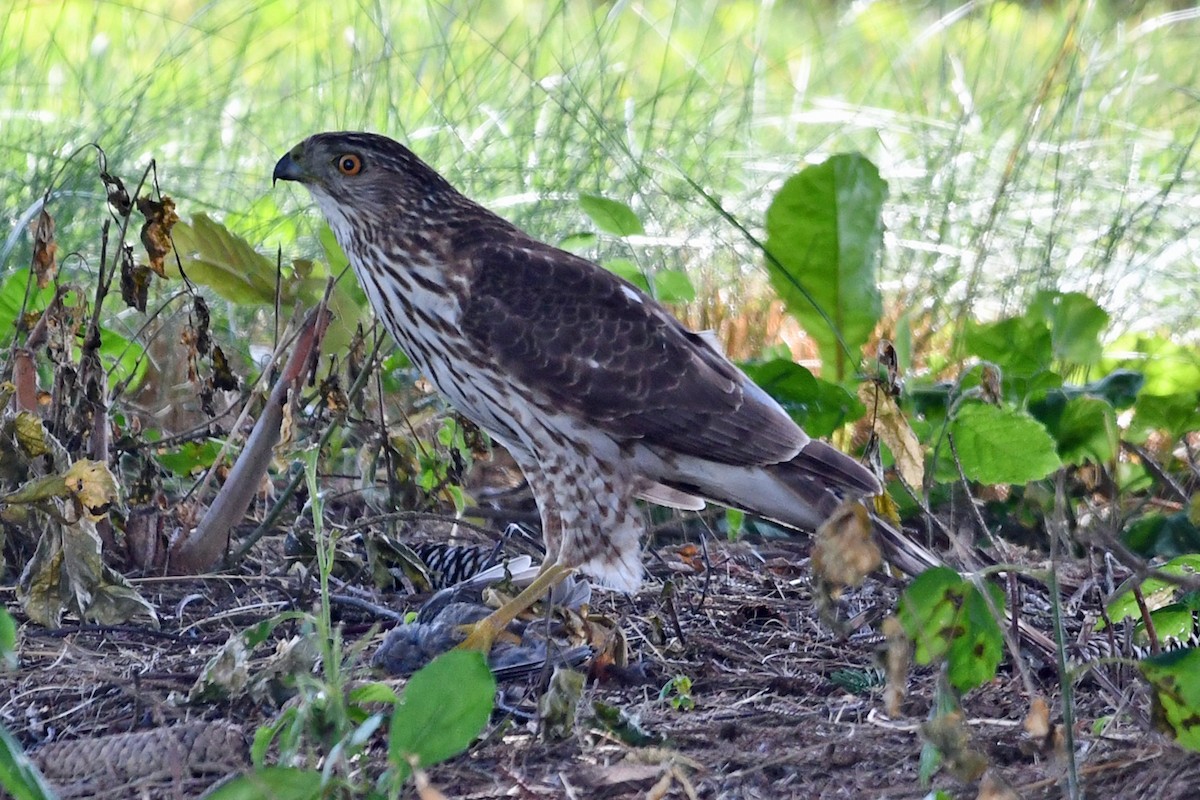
<box><xmin>659</xmin><ymin>674</ymin><xmax>696</xmax><ymax>712</ymax></box>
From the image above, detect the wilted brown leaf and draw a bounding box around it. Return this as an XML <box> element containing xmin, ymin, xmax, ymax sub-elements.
<box><xmin>101</xmin><ymin>170</ymin><xmax>132</xmax><ymax>216</ymax></box>
<box><xmin>137</xmin><ymin>194</ymin><xmax>178</xmax><ymax>276</ymax></box>
<box><xmin>13</xmin><ymin>412</ymin><xmax>51</xmax><ymax>458</ymax></box>
<box><xmin>1019</xmin><ymin>695</ymin><xmax>1065</xmax><ymax>758</ymax></box>
<box><xmin>119</xmin><ymin>244</ymin><xmax>151</xmax><ymax>312</ymax></box>
<box><xmin>921</xmin><ymin>710</ymin><xmax>989</xmax><ymax>782</ymax></box>
<box><xmin>188</xmin><ymin>634</ymin><xmax>250</xmax><ymax>703</ymax></box>
<box><xmin>29</xmin><ymin>209</ymin><xmax>57</xmax><ymax>288</ymax></box>
<box><xmin>859</xmin><ymin>383</ymin><xmax>925</xmax><ymax>489</ymax></box>
<box><xmin>812</xmin><ymin>500</ymin><xmax>881</xmax><ymax>592</ymax></box>
<box><xmin>538</xmin><ymin>666</ymin><xmax>585</xmax><ymax>741</ymax></box>
<box><xmin>210</xmin><ymin>345</ymin><xmax>238</xmax><ymax>391</ymax></box>
<box><xmin>64</xmin><ymin>458</ymin><xmax>120</xmax><ymax>519</ymax></box>
<box><xmin>976</xmin><ymin>769</ymin><xmax>1020</xmax><ymax>800</ymax></box>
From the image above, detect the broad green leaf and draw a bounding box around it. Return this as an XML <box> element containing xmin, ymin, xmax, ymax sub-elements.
<box><xmin>949</xmin><ymin>403</ymin><xmax>1060</xmax><ymax>485</ymax></box>
<box><xmin>350</xmin><ymin>682</ymin><xmax>400</xmax><ymax>705</ymax></box>
<box><xmin>1141</xmin><ymin>647</ymin><xmax>1200</xmax><ymax>751</ymax></box>
<box><xmin>1078</xmin><ymin>369</ymin><xmax>1143</xmax><ymax>409</ymax></box>
<box><xmin>388</xmin><ymin>650</ymin><xmax>495</xmax><ymax>783</ymax></box>
<box><xmin>1133</xmin><ymin>604</ymin><xmax>1200</xmax><ymax>651</ymax></box>
<box><xmin>200</xmin><ymin>766</ymin><xmax>323</xmax><ymax>800</ymax></box>
<box><xmin>739</xmin><ymin>358</ymin><xmax>866</xmax><ymax>437</ymax></box>
<box><xmin>1121</xmin><ymin>511</ymin><xmax>1200</xmax><ymax>558</ymax></box>
<box><xmin>558</xmin><ymin>232</ymin><xmax>598</xmax><ymax>253</ymax></box>
<box><xmin>963</xmin><ymin>315</ymin><xmax>1052</xmax><ymax>378</ymax></box>
<box><xmin>0</xmin><ymin>608</ymin><xmax>15</xmax><ymax>671</ymax></box>
<box><xmin>0</xmin><ymin>269</ymin><xmax>55</xmax><ymax>344</ymax></box>
<box><xmin>1030</xmin><ymin>393</ymin><xmax>1117</xmax><ymax>466</ymax></box>
<box><xmin>652</xmin><ymin>269</ymin><xmax>695</xmax><ymax>304</ymax></box>
<box><xmin>578</xmin><ymin>194</ymin><xmax>644</xmax><ymax>237</ymax></box>
<box><xmin>1101</xmin><ymin>333</ymin><xmax>1200</xmax><ymax>396</ymax></box>
<box><xmin>897</xmin><ymin>567</ymin><xmax>1005</xmax><ymax>692</ymax></box>
<box><xmin>1106</xmin><ymin>555</ymin><xmax>1200</xmax><ymax>624</ymax></box>
<box><xmin>602</xmin><ymin>258</ymin><xmax>651</xmax><ymax>294</ymax></box>
<box><xmin>0</xmin><ymin>724</ymin><xmax>57</xmax><ymax>800</ymax></box>
<box><xmin>97</xmin><ymin>328</ymin><xmax>147</xmax><ymax>392</ymax></box>
<box><xmin>156</xmin><ymin>439</ymin><xmax>225</xmax><ymax>477</ymax></box>
<box><xmin>1030</xmin><ymin>290</ymin><xmax>1109</xmax><ymax>366</ymax></box>
<box><xmin>764</xmin><ymin>153</ymin><xmax>886</xmax><ymax>383</ymax></box>
<box><xmin>1129</xmin><ymin>392</ymin><xmax>1200</xmax><ymax>442</ymax></box>
<box><xmin>170</xmin><ymin>214</ymin><xmax>279</xmax><ymax>304</ymax></box>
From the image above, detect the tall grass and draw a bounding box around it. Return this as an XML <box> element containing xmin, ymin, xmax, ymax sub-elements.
<box><xmin>2</xmin><ymin>0</ymin><xmax>1197</xmax><ymax>347</ymax></box>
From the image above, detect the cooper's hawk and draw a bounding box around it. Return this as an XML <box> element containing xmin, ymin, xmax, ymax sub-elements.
<box><xmin>274</xmin><ymin>132</ymin><xmax>881</xmax><ymax>646</ymax></box>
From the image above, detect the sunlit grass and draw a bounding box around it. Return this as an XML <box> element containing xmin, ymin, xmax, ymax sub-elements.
<box><xmin>2</xmin><ymin>0</ymin><xmax>1197</xmax><ymax>351</ymax></box>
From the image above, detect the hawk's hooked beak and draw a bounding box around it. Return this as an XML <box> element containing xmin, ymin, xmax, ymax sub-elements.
<box><xmin>272</xmin><ymin>150</ymin><xmax>307</xmax><ymax>186</ymax></box>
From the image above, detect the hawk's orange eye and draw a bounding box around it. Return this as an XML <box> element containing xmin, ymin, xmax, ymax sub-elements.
<box><xmin>336</xmin><ymin>154</ymin><xmax>362</xmax><ymax>176</ymax></box>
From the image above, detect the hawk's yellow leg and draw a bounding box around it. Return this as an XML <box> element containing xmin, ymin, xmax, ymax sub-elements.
<box><xmin>456</xmin><ymin>562</ymin><xmax>574</xmax><ymax>653</ymax></box>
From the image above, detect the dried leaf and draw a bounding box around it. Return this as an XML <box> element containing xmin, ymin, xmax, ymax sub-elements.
<box><xmin>538</xmin><ymin>666</ymin><xmax>585</xmax><ymax>741</ymax></box>
<box><xmin>812</xmin><ymin>501</ymin><xmax>881</xmax><ymax>591</ymax></box>
<box><xmin>921</xmin><ymin>710</ymin><xmax>988</xmax><ymax>782</ymax></box>
<box><xmin>859</xmin><ymin>383</ymin><xmax>924</xmax><ymax>489</ymax></box>
<box><xmin>64</xmin><ymin>459</ymin><xmax>120</xmax><ymax>519</ymax></box>
<box><xmin>29</xmin><ymin>210</ymin><xmax>57</xmax><ymax>288</ymax></box>
<box><xmin>192</xmin><ymin>296</ymin><xmax>211</xmax><ymax>356</ymax></box>
<box><xmin>13</xmin><ymin>412</ymin><xmax>51</xmax><ymax>458</ymax></box>
<box><xmin>189</xmin><ymin>634</ymin><xmax>250</xmax><ymax>702</ymax></box>
<box><xmin>119</xmin><ymin>245</ymin><xmax>150</xmax><ymax>312</ymax></box>
<box><xmin>1018</xmin><ymin>695</ymin><xmax>1065</xmax><ymax>758</ymax></box>
<box><xmin>976</xmin><ymin>770</ymin><xmax>1020</xmax><ymax>800</ymax></box>
<box><xmin>210</xmin><ymin>345</ymin><xmax>238</xmax><ymax>391</ymax></box>
<box><xmin>137</xmin><ymin>195</ymin><xmax>178</xmax><ymax>276</ymax></box>
<box><xmin>101</xmin><ymin>170</ymin><xmax>132</xmax><ymax>216</ymax></box>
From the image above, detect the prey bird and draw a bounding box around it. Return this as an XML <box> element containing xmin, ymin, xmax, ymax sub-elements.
<box><xmin>274</xmin><ymin>132</ymin><xmax>883</xmax><ymax>651</ymax></box>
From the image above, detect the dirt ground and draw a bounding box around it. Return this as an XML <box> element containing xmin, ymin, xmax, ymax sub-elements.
<box><xmin>4</xmin><ymin>527</ymin><xmax>1199</xmax><ymax>800</ymax></box>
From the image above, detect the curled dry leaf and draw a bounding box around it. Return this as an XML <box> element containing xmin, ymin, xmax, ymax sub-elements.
<box><xmin>136</xmin><ymin>194</ymin><xmax>178</xmax><ymax>276</ymax></box>
<box><xmin>64</xmin><ymin>459</ymin><xmax>120</xmax><ymax>519</ymax></box>
<box><xmin>1019</xmin><ymin>695</ymin><xmax>1065</xmax><ymax>758</ymax></box>
<box><xmin>858</xmin><ymin>382</ymin><xmax>924</xmax><ymax>489</ymax></box>
<box><xmin>920</xmin><ymin>710</ymin><xmax>989</xmax><ymax>782</ymax></box>
<box><xmin>29</xmin><ymin>209</ymin><xmax>57</xmax><ymax>288</ymax></box>
<box><xmin>119</xmin><ymin>244</ymin><xmax>151</xmax><ymax>312</ymax></box>
<box><xmin>976</xmin><ymin>769</ymin><xmax>1021</xmax><ymax>800</ymax></box>
<box><xmin>538</xmin><ymin>666</ymin><xmax>585</xmax><ymax>741</ymax></box>
<box><xmin>812</xmin><ymin>500</ymin><xmax>881</xmax><ymax>592</ymax></box>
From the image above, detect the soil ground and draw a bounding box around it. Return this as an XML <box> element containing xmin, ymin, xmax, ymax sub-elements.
<box><xmin>4</xmin><ymin>525</ymin><xmax>1199</xmax><ymax>800</ymax></box>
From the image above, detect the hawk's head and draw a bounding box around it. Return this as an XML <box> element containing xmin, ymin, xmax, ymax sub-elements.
<box><xmin>274</xmin><ymin>132</ymin><xmax>456</xmax><ymax>225</ymax></box>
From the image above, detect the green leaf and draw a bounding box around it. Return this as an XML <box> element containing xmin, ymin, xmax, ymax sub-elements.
<box><xmin>1130</xmin><ymin>392</ymin><xmax>1200</xmax><ymax>442</ymax></box>
<box><xmin>897</xmin><ymin>567</ymin><xmax>1005</xmax><ymax>693</ymax></box>
<box><xmin>1141</xmin><ymin>647</ymin><xmax>1200</xmax><ymax>751</ymax></box>
<box><xmin>1106</xmin><ymin>555</ymin><xmax>1200</xmax><ymax>624</ymax></box>
<box><xmin>652</xmin><ymin>269</ymin><xmax>695</xmax><ymax>304</ymax></box>
<box><xmin>200</xmin><ymin>766</ymin><xmax>323</xmax><ymax>800</ymax></box>
<box><xmin>558</xmin><ymin>232</ymin><xmax>598</xmax><ymax>253</ymax></box>
<box><xmin>1121</xmin><ymin>512</ymin><xmax>1200</xmax><ymax>558</ymax></box>
<box><xmin>388</xmin><ymin>650</ymin><xmax>495</xmax><ymax>783</ymax></box>
<box><xmin>170</xmin><ymin>214</ymin><xmax>279</xmax><ymax>304</ymax></box>
<box><xmin>0</xmin><ymin>269</ymin><xmax>56</xmax><ymax>344</ymax></box>
<box><xmin>963</xmin><ymin>315</ymin><xmax>1052</xmax><ymax>378</ymax></box>
<box><xmin>0</xmin><ymin>608</ymin><xmax>15</xmax><ymax>671</ymax></box>
<box><xmin>578</xmin><ymin>194</ymin><xmax>644</xmax><ymax>237</ymax></box>
<box><xmin>1030</xmin><ymin>290</ymin><xmax>1109</xmax><ymax>367</ymax></box>
<box><xmin>764</xmin><ymin>153</ymin><xmax>886</xmax><ymax>383</ymax></box>
<box><xmin>97</xmin><ymin>328</ymin><xmax>147</xmax><ymax>392</ymax></box>
<box><xmin>739</xmin><ymin>358</ymin><xmax>866</xmax><ymax>437</ymax></box>
<box><xmin>1030</xmin><ymin>394</ymin><xmax>1117</xmax><ymax>466</ymax></box>
<box><xmin>1101</xmin><ymin>333</ymin><xmax>1200</xmax><ymax>396</ymax></box>
<box><xmin>0</xmin><ymin>723</ymin><xmax>57</xmax><ymax>800</ymax></box>
<box><xmin>602</xmin><ymin>258</ymin><xmax>651</xmax><ymax>294</ymax></box>
<box><xmin>350</xmin><ymin>682</ymin><xmax>400</xmax><ymax>706</ymax></box>
<box><xmin>1078</xmin><ymin>369</ymin><xmax>1143</xmax><ymax>409</ymax></box>
<box><xmin>949</xmin><ymin>403</ymin><xmax>1061</xmax><ymax>485</ymax></box>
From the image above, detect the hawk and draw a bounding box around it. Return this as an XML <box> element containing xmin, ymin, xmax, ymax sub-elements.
<box><xmin>274</xmin><ymin>132</ymin><xmax>882</xmax><ymax>647</ymax></box>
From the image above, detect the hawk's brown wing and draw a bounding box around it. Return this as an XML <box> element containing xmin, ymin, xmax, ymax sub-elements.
<box><xmin>459</xmin><ymin>239</ymin><xmax>807</xmax><ymax>466</ymax></box>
